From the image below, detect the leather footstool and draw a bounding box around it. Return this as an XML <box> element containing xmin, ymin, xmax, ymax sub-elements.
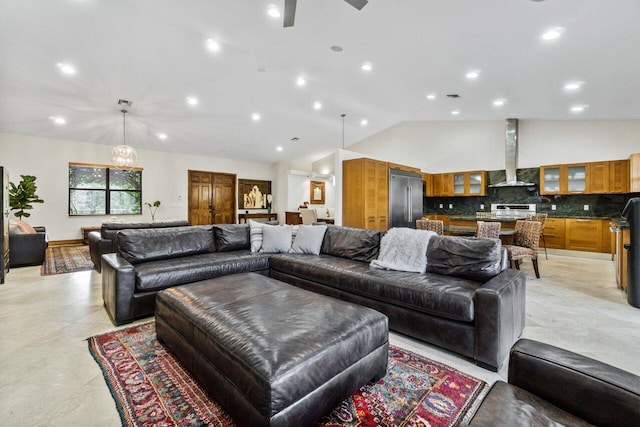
<box><xmin>155</xmin><ymin>272</ymin><xmax>389</xmax><ymax>427</ymax></box>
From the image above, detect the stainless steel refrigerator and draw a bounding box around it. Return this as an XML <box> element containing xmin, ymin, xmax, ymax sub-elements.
<box><xmin>389</xmin><ymin>169</ymin><xmax>423</xmax><ymax>229</ymax></box>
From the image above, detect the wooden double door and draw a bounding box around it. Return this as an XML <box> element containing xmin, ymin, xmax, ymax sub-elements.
<box><xmin>188</xmin><ymin>170</ymin><xmax>236</xmax><ymax>225</ymax></box>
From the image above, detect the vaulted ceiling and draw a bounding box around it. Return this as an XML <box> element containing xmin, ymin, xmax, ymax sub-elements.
<box><xmin>1</xmin><ymin>0</ymin><xmax>639</xmax><ymax>164</ymax></box>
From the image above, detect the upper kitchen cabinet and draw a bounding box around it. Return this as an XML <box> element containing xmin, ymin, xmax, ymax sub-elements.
<box><xmin>540</xmin><ymin>163</ymin><xmax>588</xmax><ymax>195</ymax></box>
<box><xmin>589</xmin><ymin>160</ymin><xmax>629</xmax><ymax>194</ymax></box>
<box><xmin>431</xmin><ymin>171</ymin><xmax>485</xmax><ymax>197</ymax></box>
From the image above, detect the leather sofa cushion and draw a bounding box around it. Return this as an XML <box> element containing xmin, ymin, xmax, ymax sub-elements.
<box><xmin>468</xmin><ymin>381</ymin><xmax>591</xmax><ymax>427</ymax></box>
<box><xmin>135</xmin><ymin>250</ymin><xmax>270</xmax><ymax>291</ymax></box>
<box><xmin>270</xmin><ymin>254</ymin><xmax>477</xmax><ymax>322</ymax></box>
<box><xmin>213</xmin><ymin>224</ymin><xmax>250</xmax><ymax>252</ymax></box>
<box><xmin>320</xmin><ymin>225</ymin><xmax>381</xmax><ymax>262</ymax></box>
<box><xmin>118</xmin><ymin>226</ymin><xmax>215</xmax><ymax>264</ymax></box>
<box><xmin>426</xmin><ymin>235</ymin><xmax>503</xmax><ymax>282</ymax></box>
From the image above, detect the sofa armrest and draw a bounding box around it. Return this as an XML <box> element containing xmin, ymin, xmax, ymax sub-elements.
<box><xmin>88</xmin><ymin>231</ymin><xmax>114</xmax><ymax>271</ymax></box>
<box><xmin>473</xmin><ymin>268</ymin><xmax>526</xmax><ymax>370</ymax></box>
<box><xmin>101</xmin><ymin>253</ymin><xmax>136</xmax><ymax>326</ymax></box>
<box><xmin>508</xmin><ymin>339</ymin><xmax>640</xmax><ymax>427</ymax></box>
<box><xmin>9</xmin><ymin>232</ymin><xmax>48</xmax><ymax>267</ymax></box>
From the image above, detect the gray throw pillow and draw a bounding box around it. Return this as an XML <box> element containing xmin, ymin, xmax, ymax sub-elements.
<box><xmin>290</xmin><ymin>225</ymin><xmax>328</xmax><ymax>255</ymax></box>
<box><xmin>260</xmin><ymin>225</ymin><xmax>293</xmax><ymax>253</ymax></box>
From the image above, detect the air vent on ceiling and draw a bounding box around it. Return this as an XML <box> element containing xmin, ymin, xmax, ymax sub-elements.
<box><xmin>446</xmin><ymin>94</ymin><xmax>460</xmax><ymax>98</ymax></box>
<box><xmin>117</xmin><ymin>99</ymin><xmax>133</xmax><ymax>107</ymax></box>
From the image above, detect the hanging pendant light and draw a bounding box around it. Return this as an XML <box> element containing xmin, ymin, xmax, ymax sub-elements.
<box><xmin>111</xmin><ymin>109</ymin><xmax>138</xmax><ymax>169</ymax></box>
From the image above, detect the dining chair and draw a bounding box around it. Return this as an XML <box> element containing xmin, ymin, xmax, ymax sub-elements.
<box><xmin>299</xmin><ymin>208</ymin><xmax>317</xmax><ymax>225</ymax></box>
<box><xmin>505</xmin><ymin>220</ymin><xmax>543</xmax><ymax>278</ymax></box>
<box><xmin>416</xmin><ymin>219</ymin><xmax>444</xmax><ymax>235</ymax></box>
<box><xmin>531</xmin><ymin>213</ymin><xmax>548</xmax><ymax>259</ymax></box>
<box><xmin>475</xmin><ymin>221</ymin><xmax>501</xmax><ymax>239</ymax></box>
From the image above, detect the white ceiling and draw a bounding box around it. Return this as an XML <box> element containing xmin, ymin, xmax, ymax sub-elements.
<box><xmin>1</xmin><ymin>0</ymin><xmax>639</xmax><ymax>165</ymax></box>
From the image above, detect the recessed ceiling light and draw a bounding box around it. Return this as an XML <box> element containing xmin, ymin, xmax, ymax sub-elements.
<box><xmin>157</xmin><ymin>133</ymin><xmax>168</xmax><ymax>140</ymax></box>
<box><xmin>361</xmin><ymin>63</ymin><xmax>373</xmax><ymax>72</ymax></box>
<box><xmin>296</xmin><ymin>76</ymin><xmax>306</xmax><ymax>86</ymax></box>
<box><xmin>186</xmin><ymin>96</ymin><xmax>199</xmax><ymax>106</ymax></box>
<box><xmin>267</xmin><ymin>5</ymin><xmax>281</xmax><ymax>18</ymax></box>
<box><xmin>251</xmin><ymin>113</ymin><xmax>261</xmax><ymax>121</ymax></box>
<box><xmin>56</xmin><ymin>62</ymin><xmax>76</xmax><ymax>75</ymax></box>
<box><xmin>466</xmin><ymin>70</ymin><xmax>480</xmax><ymax>79</ymax></box>
<box><xmin>206</xmin><ymin>39</ymin><xmax>220</xmax><ymax>52</ymax></box>
<box><xmin>49</xmin><ymin>116</ymin><xmax>66</xmax><ymax>125</ymax></box>
<box><xmin>313</xmin><ymin>101</ymin><xmax>322</xmax><ymax>110</ymax></box>
<box><xmin>542</xmin><ymin>27</ymin><xmax>565</xmax><ymax>41</ymax></box>
<box><xmin>564</xmin><ymin>81</ymin><xmax>585</xmax><ymax>91</ymax></box>
<box><xmin>493</xmin><ymin>99</ymin><xmax>506</xmax><ymax>107</ymax></box>
<box><xmin>360</xmin><ymin>119</ymin><xmax>368</xmax><ymax>126</ymax></box>
<box><xmin>570</xmin><ymin>105</ymin><xmax>588</xmax><ymax>113</ymax></box>
<box><xmin>426</xmin><ymin>94</ymin><xmax>436</xmax><ymax>100</ymax></box>
<box><xmin>276</xmin><ymin>146</ymin><xmax>283</xmax><ymax>152</ymax></box>
<box><xmin>451</xmin><ymin>110</ymin><xmax>460</xmax><ymax>115</ymax></box>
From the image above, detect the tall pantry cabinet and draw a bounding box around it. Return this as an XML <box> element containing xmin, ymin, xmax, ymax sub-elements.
<box><xmin>343</xmin><ymin>158</ymin><xmax>389</xmax><ymax>231</ymax></box>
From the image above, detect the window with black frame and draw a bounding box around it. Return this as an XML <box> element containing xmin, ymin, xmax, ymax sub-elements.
<box><xmin>69</xmin><ymin>163</ymin><xmax>142</xmax><ymax>215</ymax></box>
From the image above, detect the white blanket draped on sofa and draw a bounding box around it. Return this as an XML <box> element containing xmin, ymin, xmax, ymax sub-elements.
<box><xmin>371</xmin><ymin>228</ymin><xmax>436</xmax><ymax>273</ymax></box>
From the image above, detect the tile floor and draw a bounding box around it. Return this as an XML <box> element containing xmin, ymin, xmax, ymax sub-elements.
<box><xmin>1</xmin><ymin>250</ymin><xmax>639</xmax><ymax>426</ymax></box>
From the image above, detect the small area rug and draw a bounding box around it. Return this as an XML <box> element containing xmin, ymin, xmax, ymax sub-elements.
<box><xmin>89</xmin><ymin>322</ymin><xmax>487</xmax><ymax>427</ymax></box>
<box><xmin>41</xmin><ymin>244</ymin><xmax>93</xmax><ymax>275</ymax></box>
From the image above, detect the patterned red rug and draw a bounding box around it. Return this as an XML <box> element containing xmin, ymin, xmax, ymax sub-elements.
<box><xmin>41</xmin><ymin>244</ymin><xmax>93</xmax><ymax>275</ymax></box>
<box><xmin>89</xmin><ymin>322</ymin><xmax>487</xmax><ymax>427</ymax></box>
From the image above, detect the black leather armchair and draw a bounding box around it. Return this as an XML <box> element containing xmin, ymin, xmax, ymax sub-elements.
<box><xmin>9</xmin><ymin>225</ymin><xmax>48</xmax><ymax>267</ymax></box>
<box><xmin>466</xmin><ymin>339</ymin><xmax>640</xmax><ymax>426</ymax></box>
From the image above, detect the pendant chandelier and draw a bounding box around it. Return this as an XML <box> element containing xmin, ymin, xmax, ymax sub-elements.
<box><xmin>111</xmin><ymin>108</ymin><xmax>138</xmax><ymax>169</ymax></box>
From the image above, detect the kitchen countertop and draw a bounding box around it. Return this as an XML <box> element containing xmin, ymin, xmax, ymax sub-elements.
<box><xmin>610</xmin><ymin>217</ymin><xmax>630</xmax><ymax>228</ymax></box>
<box><xmin>445</xmin><ymin>214</ymin><xmax>618</xmax><ymax>221</ymax></box>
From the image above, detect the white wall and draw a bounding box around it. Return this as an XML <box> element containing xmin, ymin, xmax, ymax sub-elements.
<box><xmin>348</xmin><ymin>120</ymin><xmax>640</xmax><ymax>173</ymax></box>
<box><xmin>0</xmin><ymin>133</ymin><xmax>273</xmax><ymax>240</ymax></box>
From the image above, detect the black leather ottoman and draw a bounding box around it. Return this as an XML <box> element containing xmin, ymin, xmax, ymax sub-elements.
<box><xmin>155</xmin><ymin>272</ymin><xmax>389</xmax><ymax>427</ymax></box>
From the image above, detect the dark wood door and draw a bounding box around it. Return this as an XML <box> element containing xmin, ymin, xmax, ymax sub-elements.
<box><xmin>212</xmin><ymin>174</ymin><xmax>235</xmax><ymax>224</ymax></box>
<box><xmin>188</xmin><ymin>170</ymin><xmax>236</xmax><ymax>225</ymax></box>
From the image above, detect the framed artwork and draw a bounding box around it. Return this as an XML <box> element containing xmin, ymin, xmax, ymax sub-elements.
<box><xmin>238</xmin><ymin>179</ymin><xmax>271</xmax><ymax>210</ymax></box>
<box><xmin>309</xmin><ymin>180</ymin><xmax>325</xmax><ymax>205</ymax></box>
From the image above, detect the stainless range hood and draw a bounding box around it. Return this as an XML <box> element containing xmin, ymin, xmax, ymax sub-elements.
<box><xmin>489</xmin><ymin>118</ymin><xmax>536</xmax><ymax>187</ymax></box>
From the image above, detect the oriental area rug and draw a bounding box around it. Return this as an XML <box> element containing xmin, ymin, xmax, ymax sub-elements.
<box><xmin>41</xmin><ymin>244</ymin><xmax>93</xmax><ymax>275</ymax></box>
<box><xmin>89</xmin><ymin>322</ymin><xmax>487</xmax><ymax>427</ymax></box>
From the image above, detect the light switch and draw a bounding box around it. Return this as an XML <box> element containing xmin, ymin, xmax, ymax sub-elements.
<box><xmin>480</xmin><ymin>204</ymin><xmax>485</xmax><ymax>210</ymax></box>
<box><xmin>584</xmin><ymin>204</ymin><xmax>589</xmax><ymax>211</ymax></box>
<box><xmin>551</xmin><ymin>204</ymin><xmax>556</xmax><ymax>211</ymax></box>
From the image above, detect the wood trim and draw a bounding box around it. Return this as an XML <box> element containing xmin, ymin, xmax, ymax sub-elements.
<box><xmin>49</xmin><ymin>239</ymin><xmax>83</xmax><ymax>246</ymax></box>
<box><xmin>68</xmin><ymin>161</ymin><xmax>143</xmax><ymax>171</ymax></box>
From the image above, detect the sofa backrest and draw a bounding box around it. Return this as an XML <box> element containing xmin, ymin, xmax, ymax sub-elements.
<box><xmin>101</xmin><ymin>220</ymin><xmax>189</xmax><ymax>240</ymax></box>
<box><xmin>320</xmin><ymin>225</ymin><xmax>381</xmax><ymax>262</ymax></box>
<box><xmin>426</xmin><ymin>235</ymin><xmax>503</xmax><ymax>282</ymax></box>
<box><xmin>118</xmin><ymin>225</ymin><xmax>215</xmax><ymax>264</ymax></box>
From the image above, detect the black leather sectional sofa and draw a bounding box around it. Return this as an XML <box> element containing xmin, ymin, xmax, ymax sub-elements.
<box><xmin>101</xmin><ymin>224</ymin><xmax>526</xmax><ymax>371</ymax></box>
<box><xmin>88</xmin><ymin>220</ymin><xmax>189</xmax><ymax>271</ymax></box>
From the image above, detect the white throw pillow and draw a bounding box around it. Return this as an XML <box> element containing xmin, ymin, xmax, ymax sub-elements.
<box><xmin>249</xmin><ymin>220</ymin><xmax>265</xmax><ymax>252</ymax></box>
<box><xmin>290</xmin><ymin>225</ymin><xmax>328</xmax><ymax>255</ymax></box>
<box><xmin>260</xmin><ymin>225</ymin><xmax>294</xmax><ymax>253</ymax></box>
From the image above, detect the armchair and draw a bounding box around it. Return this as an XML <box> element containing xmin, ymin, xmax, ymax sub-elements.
<box><xmin>466</xmin><ymin>339</ymin><xmax>640</xmax><ymax>426</ymax></box>
<box><xmin>8</xmin><ymin>223</ymin><xmax>48</xmax><ymax>267</ymax></box>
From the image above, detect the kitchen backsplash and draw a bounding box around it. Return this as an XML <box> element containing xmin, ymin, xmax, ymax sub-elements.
<box><xmin>424</xmin><ymin>168</ymin><xmax>639</xmax><ymax>218</ymax></box>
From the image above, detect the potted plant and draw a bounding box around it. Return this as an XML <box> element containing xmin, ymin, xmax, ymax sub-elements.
<box><xmin>145</xmin><ymin>200</ymin><xmax>161</xmax><ymax>222</ymax></box>
<box><xmin>9</xmin><ymin>175</ymin><xmax>44</xmax><ymax>220</ymax></box>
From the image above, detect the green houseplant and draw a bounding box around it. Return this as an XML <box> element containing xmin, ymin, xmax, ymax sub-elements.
<box><xmin>9</xmin><ymin>175</ymin><xmax>44</xmax><ymax>220</ymax></box>
<box><xmin>145</xmin><ymin>200</ymin><xmax>161</xmax><ymax>222</ymax></box>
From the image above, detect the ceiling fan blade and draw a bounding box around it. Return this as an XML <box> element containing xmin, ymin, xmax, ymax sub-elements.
<box><xmin>284</xmin><ymin>0</ymin><xmax>297</xmax><ymax>27</ymax></box>
<box><xmin>344</xmin><ymin>0</ymin><xmax>368</xmax><ymax>10</ymax></box>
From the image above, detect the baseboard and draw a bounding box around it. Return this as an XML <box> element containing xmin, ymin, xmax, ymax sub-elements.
<box><xmin>49</xmin><ymin>239</ymin><xmax>84</xmax><ymax>247</ymax></box>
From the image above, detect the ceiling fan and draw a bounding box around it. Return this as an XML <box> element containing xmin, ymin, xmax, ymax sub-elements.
<box><xmin>283</xmin><ymin>0</ymin><xmax>368</xmax><ymax>27</ymax></box>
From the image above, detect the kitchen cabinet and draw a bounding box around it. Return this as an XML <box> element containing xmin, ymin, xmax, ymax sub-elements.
<box><xmin>543</xmin><ymin>218</ymin><xmax>566</xmax><ymax>249</ymax></box>
<box><xmin>609</xmin><ymin>160</ymin><xmax>629</xmax><ymax>193</ymax></box>
<box><xmin>540</xmin><ymin>163</ymin><xmax>588</xmax><ymax>195</ymax></box>
<box><xmin>565</xmin><ymin>218</ymin><xmax>602</xmax><ymax>252</ymax></box>
<box><xmin>630</xmin><ymin>153</ymin><xmax>640</xmax><ymax>192</ymax></box>
<box><xmin>431</xmin><ymin>171</ymin><xmax>485</xmax><ymax>196</ymax></box>
<box><xmin>588</xmin><ymin>160</ymin><xmax>629</xmax><ymax>194</ymax></box>
<box><xmin>342</xmin><ymin>158</ymin><xmax>389</xmax><ymax>231</ymax></box>
<box><xmin>388</xmin><ymin>162</ymin><xmax>421</xmax><ymax>174</ymax></box>
<box><xmin>589</xmin><ymin>162</ymin><xmax>609</xmax><ymax>194</ymax></box>
<box><xmin>421</xmin><ymin>173</ymin><xmax>431</xmax><ymax>196</ymax></box>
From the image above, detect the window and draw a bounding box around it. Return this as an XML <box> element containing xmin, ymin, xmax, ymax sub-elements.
<box><xmin>69</xmin><ymin>164</ymin><xmax>142</xmax><ymax>215</ymax></box>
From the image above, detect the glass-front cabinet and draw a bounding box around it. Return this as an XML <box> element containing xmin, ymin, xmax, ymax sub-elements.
<box><xmin>468</xmin><ymin>172</ymin><xmax>484</xmax><ymax>195</ymax></box>
<box><xmin>540</xmin><ymin>164</ymin><xmax>588</xmax><ymax>195</ymax></box>
<box><xmin>453</xmin><ymin>173</ymin><xmax>465</xmax><ymax>195</ymax></box>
